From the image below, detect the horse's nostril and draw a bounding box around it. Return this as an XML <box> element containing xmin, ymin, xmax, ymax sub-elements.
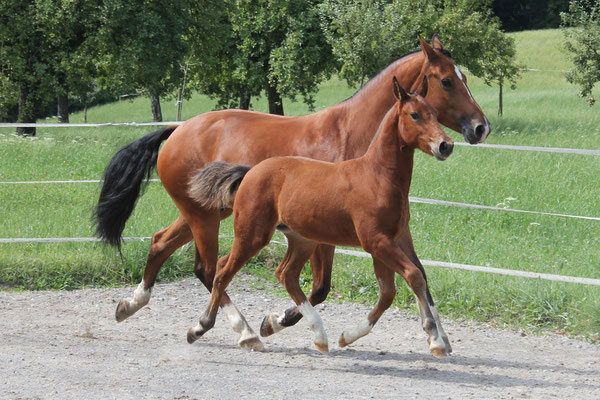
<box><xmin>439</xmin><ymin>141</ymin><xmax>453</xmax><ymax>156</ymax></box>
<box><xmin>475</xmin><ymin>124</ymin><xmax>486</xmax><ymax>139</ymax></box>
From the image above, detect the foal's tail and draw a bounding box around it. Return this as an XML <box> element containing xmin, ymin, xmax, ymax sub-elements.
<box><xmin>93</xmin><ymin>126</ymin><xmax>178</xmax><ymax>247</ymax></box>
<box><xmin>188</xmin><ymin>161</ymin><xmax>251</xmax><ymax>210</ymax></box>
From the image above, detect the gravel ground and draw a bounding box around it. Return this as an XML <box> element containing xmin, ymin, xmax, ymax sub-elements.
<box><xmin>1</xmin><ymin>276</ymin><xmax>599</xmax><ymax>399</ymax></box>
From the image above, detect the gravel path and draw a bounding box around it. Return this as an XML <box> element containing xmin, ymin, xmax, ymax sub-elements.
<box><xmin>1</xmin><ymin>276</ymin><xmax>599</xmax><ymax>399</ymax></box>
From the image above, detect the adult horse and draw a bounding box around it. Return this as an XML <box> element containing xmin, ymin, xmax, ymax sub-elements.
<box><xmin>187</xmin><ymin>77</ymin><xmax>453</xmax><ymax>356</ymax></box>
<box><xmin>94</xmin><ymin>36</ymin><xmax>490</xmax><ymax>350</ymax></box>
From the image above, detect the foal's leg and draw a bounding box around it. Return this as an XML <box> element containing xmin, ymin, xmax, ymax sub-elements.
<box><xmin>187</xmin><ymin>223</ymin><xmax>275</xmax><ymax>345</ymax></box>
<box><xmin>115</xmin><ymin>215</ymin><xmax>192</xmax><ymax>322</ymax></box>
<box><xmin>339</xmin><ymin>258</ymin><xmax>396</xmax><ymax>347</ymax></box>
<box><xmin>260</xmin><ymin>244</ymin><xmax>334</xmax><ymax>337</ymax></box>
<box><xmin>397</xmin><ymin>231</ymin><xmax>451</xmax><ymax>353</ymax></box>
<box><xmin>275</xmin><ymin>233</ymin><xmax>328</xmax><ymax>353</ymax></box>
<box><xmin>371</xmin><ymin>237</ymin><xmax>448</xmax><ymax>357</ymax></box>
<box><xmin>184</xmin><ymin>209</ymin><xmax>263</xmax><ymax>350</ymax></box>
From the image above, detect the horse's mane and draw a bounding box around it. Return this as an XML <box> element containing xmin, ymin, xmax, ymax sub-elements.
<box><xmin>342</xmin><ymin>48</ymin><xmax>452</xmax><ymax>104</ymax></box>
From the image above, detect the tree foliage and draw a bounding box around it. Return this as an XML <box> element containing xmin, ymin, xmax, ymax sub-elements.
<box><xmin>561</xmin><ymin>0</ymin><xmax>600</xmax><ymax>105</ymax></box>
<box><xmin>198</xmin><ymin>0</ymin><xmax>334</xmax><ymax>114</ymax></box>
<box><xmin>320</xmin><ymin>0</ymin><xmax>520</xmax><ymax>114</ymax></box>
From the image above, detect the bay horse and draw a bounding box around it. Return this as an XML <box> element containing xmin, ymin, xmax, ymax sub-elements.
<box><xmin>94</xmin><ymin>36</ymin><xmax>489</xmax><ymax>351</ymax></box>
<box><xmin>187</xmin><ymin>77</ymin><xmax>453</xmax><ymax>356</ymax></box>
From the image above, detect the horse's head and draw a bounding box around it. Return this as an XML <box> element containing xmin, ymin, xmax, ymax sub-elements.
<box><xmin>394</xmin><ymin>77</ymin><xmax>453</xmax><ymax>161</ymax></box>
<box><xmin>411</xmin><ymin>36</ymin><xmax>490</xmax><ymax>144</ymax></box>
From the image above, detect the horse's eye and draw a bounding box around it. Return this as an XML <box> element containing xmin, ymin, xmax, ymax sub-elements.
<box><xmin>410</xmin><ymin>112</ymin><xmax>419</xmax><ymax>120</ymax></box>
<box><xmin>441</xmin><ymin>79</ymin><xmax>452</xmax><ymax>88</ymax></box>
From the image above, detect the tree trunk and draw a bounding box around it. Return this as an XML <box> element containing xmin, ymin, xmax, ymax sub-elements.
<box><xmin>498</xmin><ymin>84</ymin><xmax>503</xmax><ymax>117</ymax></box>
<box><xmin>84</xmin><ymin>104</ymin><xmax>88</xmax><ymax>124</ymax></box>
<box><xmin>150</xmin><ymin>93</ymin><xmax>163</xmax><ymax>122</ymax></box>
<box><xmin>17</xmin><ymin>85</ymin><xmax>36</xmax><ymax>136</ymax></box>
<box><xmin>57</xmin><ymin>91</ymin><xmax>69</xmax><ymax>123</ymax></box>
<box><xmin>266</xmin><ymin>81</ymin><xmax>284</xmax><ymax>115</ymax></box>
<box><xmin>239</xmin><ymin>85</ymin><xmax>251</xmax><ymax>110</ymax></box>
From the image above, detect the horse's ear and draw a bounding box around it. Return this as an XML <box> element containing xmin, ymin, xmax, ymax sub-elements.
<box><xmin>431</xmin><ymin>34</ymin><xmax>444</xmax><ymax>50</ymax></box>
<box><xmin>393</xmin><ymin>77</ymin><xmax>410</xmax><ymax>102</ymax></box>
<box><xmin>418</xmin><ymin>35</ymin><xmax>438</xmax><ymax>62</ymax></box>
<box><xmin>420</xmin><ymin>75</ymin><xmax>428</xmax><ymax>98</ymax></box>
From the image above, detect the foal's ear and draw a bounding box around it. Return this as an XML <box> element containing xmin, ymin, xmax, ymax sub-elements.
<box><xmin>431</xmin><ymin>34</ymin><xmax>444</xmax><ymax>50</ymax></box>
<box><xmin>418</xmin><ymin>35</ymin><xmax>438</xmax><ymax>62</ymax></box>
<box><xmin>420</xmin><ymin>75</ymin><xmax>428</xmax><ymax>98</ymax></box>
<box><xmin>393</xmin><ymin>77</ymin><xmax>410</xmax><ymax>102</ymax></box>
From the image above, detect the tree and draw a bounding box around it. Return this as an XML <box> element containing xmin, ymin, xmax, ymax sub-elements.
<box><xmin>319</xmin><ymin>0</ymin><xmax>393</xmax><ymax>88</ymax></box>
<box><xmin>35</xmin><ymin>0</ymin><xmax>102</xmax><ymax>124</ymax></box>
<box><xmin>0</xmin><ymin>1</ymin><xmax>56</xmax><ymax>135</ymax></box>
<box><xmin>561</xmin><ymin>0</ymin><xmax>600</xmax><ymax>105</ymax></box>
<box><xmin>321</xmin><ymin>0</ymin><xmax>521</xmax><ymax>115</ymax></box>
<box><xmin>96</xmin><ymin>0</ymin><xmax>194</xmax><ymax>121</ymax></box>
<box><xmin>200</xmin><ymin>0</ymin><xmax>335</xmax><ymax>115</ymax></box>
<box><xmin>433</xmin><ymin>0</ymin><xmax>521</xmax><ymax>115</ymax></box>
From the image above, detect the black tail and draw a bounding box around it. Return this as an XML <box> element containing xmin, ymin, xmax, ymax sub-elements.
<box><xmin>93</xmin><ymin>126</ymin><xmax>177</xmax><ymax>247</ymax></box>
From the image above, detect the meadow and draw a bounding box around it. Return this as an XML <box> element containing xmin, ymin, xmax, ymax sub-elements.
<box><xmin>1</xmin><ymin>29</ymin><xmax>598</xmax><ymax>342</ymax></box>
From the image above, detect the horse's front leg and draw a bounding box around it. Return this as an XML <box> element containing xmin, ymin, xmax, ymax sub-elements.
<box><xmin>370</xmin><ymin>236</ymin><xmax>449</xmax><ymax>358</ymax></box>
<box><xmin>260</xmin><ymin>244</ymin><xmax>334</xmax><ymax>337</ymax></box>
<box><xmin>339</xmin><ymin>257</ymin><xmax>395</xmax><ymax>347</ymax></box>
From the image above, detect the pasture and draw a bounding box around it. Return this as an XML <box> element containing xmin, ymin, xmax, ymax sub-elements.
<box><xmin>0</xmin><ymin>29</ymin><xmax>599</xmax><ymax>342</ymax></box>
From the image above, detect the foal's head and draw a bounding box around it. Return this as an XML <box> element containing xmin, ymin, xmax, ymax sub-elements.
<box><xmin>393</xmin><ymin>76</ymin><xmax>453</xmax><ymax>161</ymax></box>
<box><xmin>413</xmin><ymin>36</ymin><xmax>490</xmax><ymax>145</ymax></box>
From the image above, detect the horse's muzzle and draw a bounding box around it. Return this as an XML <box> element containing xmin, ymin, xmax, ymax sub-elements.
<box><xmin>462</xmin><ymin>118</ymin><xmax>491</xmax><ymax>144</ymax></box>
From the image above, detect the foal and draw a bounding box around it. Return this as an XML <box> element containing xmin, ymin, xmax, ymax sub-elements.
<box><xmin>188</xmin><ymin>78</ymin><xmax>453</xmax><ymax>357</ymax></box>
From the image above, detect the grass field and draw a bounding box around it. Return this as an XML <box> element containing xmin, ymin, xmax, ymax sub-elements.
<box><xmin>1</xmin><ymin>29</ymin><xmax>599</xmax><ymax>342</ymax></box>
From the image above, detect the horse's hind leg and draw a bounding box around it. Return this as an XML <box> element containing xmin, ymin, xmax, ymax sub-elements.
<box><xmin>260</xmin><ymin>244</ymin><xmax>334</xmax><ymax>337</ymax></box>
<box><xmin>397</xmin><ymin>231</ymin><xmax>451</xmax><ymax>353</ymax></box>
<box><xmin>185</xmin><ymin>208</ymin><xmax>263</xmax><ymax>350</ymax></box>
<box><xmin>115</xmin><ymin>215</ymin><xmax>192</xmax><ymax>322</ymax></box>
<box><xmin>339</xmin><ymin>258</ymin><xmax>396</xmax><ymax>347</ymax></box>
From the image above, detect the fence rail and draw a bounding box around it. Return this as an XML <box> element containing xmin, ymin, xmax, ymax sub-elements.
<box><xmin>1</xmin><ymin>121</ymin><xmax>598</xmax><ymax>287</ymax></box>
<box><xmin>3</xmin><ymin>121</ymin><xmax>599</xmax><ymax>156</ymax></box>
<box><xmin>1</xmin><ymin>235</ymin><xmax>598</xmax><ymax>286</ymax></box>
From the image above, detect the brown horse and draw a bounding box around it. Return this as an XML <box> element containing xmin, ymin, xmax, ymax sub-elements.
<box><xmin>187</xmin><ymin>77</ymin><xmax>453</xmax><ymax>357</ymax></box>
<box><xmin>94</xmin><ymin>36</ymin><xmax>489</xmax><ymax>350</ymax></box>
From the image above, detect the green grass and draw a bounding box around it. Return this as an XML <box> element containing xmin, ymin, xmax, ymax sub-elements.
<box><xmin>0</xmin><ymin>29</ymin><xmax>598</xmax><ymax>342</ymax></box>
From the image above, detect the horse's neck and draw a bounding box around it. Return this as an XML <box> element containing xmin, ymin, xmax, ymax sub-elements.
<box><xmin>361</xmin><ymin>110</ymin><xmax>414</xmax><ymax>197</ymax></box>
<box><xmin>334</xmin><ymin>52</ymin><xmax>424</xmax><ymax>159</ymax></box>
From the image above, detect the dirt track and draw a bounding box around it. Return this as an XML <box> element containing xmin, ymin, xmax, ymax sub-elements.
<box><xmin>1</xmin><ymin>276</ymin><xmax>599</xmax><ymax>399</ymax></box>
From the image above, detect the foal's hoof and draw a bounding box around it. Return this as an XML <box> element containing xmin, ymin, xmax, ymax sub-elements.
<box><xmin>187</xmin><ymin>326</ymin><xmax>205</xmax><ymax>344</ymax></box>
<box><xmin>260</xmin><ymin>313</ymin><xmax>281</xmax><ymax>337</ymax></box>
<box><xmin>238</xmin><ymin>335</ymin><xmax>265</xmax><ymax>352</ymax></box>
<box><xmin>314</xmin><ymin>342</ymin><xmax>329</xmax><ymax>355</ymax></box>
<box><xmin>115</xmin><ymin>299</ymin><xmax>132</xmax><ymax>322</ymax></box>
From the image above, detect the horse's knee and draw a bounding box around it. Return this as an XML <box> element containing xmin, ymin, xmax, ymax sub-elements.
<box><xmin>379</xmin><ymin>287</ymin><xmax>396</xmax><ymax>309</ymax></box>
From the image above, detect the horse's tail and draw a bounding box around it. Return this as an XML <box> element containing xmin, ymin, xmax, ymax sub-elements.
<box><xmin>188</xmin><ymin>161</ymin><xmax>251</xmax><ymax>210</ymax></box>
<box><xmin>93</xmin><ymin>126</ymin><xmax>178</xmax><ymax>247</ymax></box>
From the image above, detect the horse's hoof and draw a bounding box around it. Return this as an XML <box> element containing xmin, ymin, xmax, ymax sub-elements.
<box><xmin>430</xmin><ymin>346</ymin><xmax>449</xmax><ymax>358</ymax></box>
<box><xmin>338</xmin><ymin>334</ymin><xmax>349</xmax><ymax>348</ymax></box>
<box><xmin>260</xmin><ymin>313</ymin><xmax>281</xmax><ymax>337</ymax></box>
<box><xmin>115</xmin><ymin>299</ymin><xmax>131</xmax><ymax>322</ymax></box>
<box><xmin>314</xmin><ymin>342</ymin><xmax>329</xmax><ymax>355</ymax></box>
<box><xmin>187</xmin><ymin>327</ymin><xmax>203</xmax><ymax>344</ymax></box>
<box><xmin>238</xmin><ymin>336</ymin><xmax>265</xmax><ymax>352</ymax></box>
